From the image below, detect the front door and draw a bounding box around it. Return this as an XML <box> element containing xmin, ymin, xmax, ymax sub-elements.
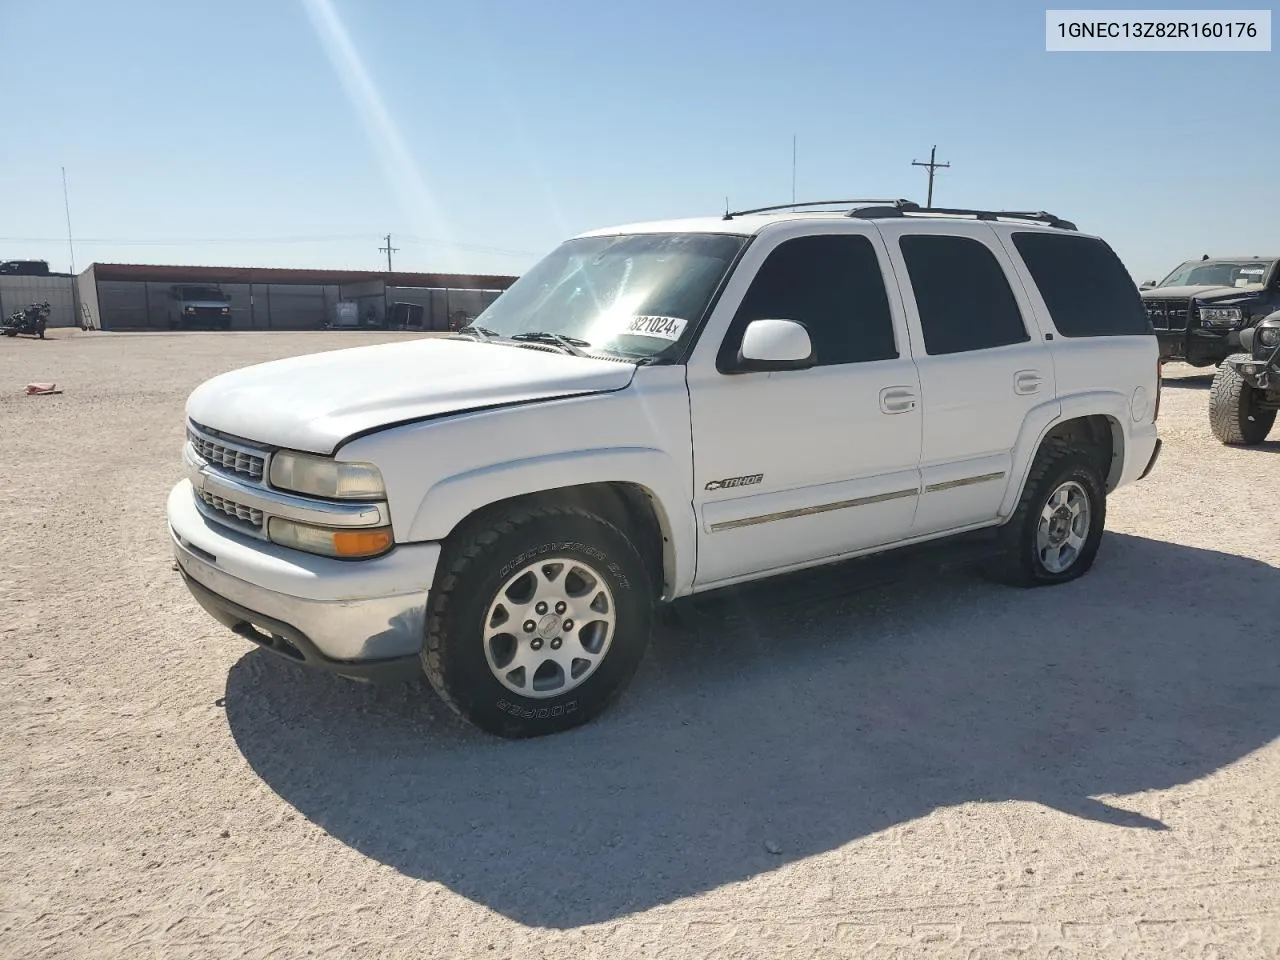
<box><xmin>686</xmin><ymin>227</ymin><xmax>923</xmax><ymax>587</ymax></box>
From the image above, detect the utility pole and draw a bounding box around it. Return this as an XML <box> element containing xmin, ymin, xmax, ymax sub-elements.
<box><xmin>911</xmin><ymin>145</ymin><xmax>950</xmax><ymax>208</ymax></box>
<box><xmin>378</xmin><ymin>233</ymin><xmax>399</xmax><ymax>272</ymax></box>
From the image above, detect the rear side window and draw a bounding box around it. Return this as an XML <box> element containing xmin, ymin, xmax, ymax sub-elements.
<box><xmin>899</xmin><ymin>234</ymin><xmax>1029</xmax><ymax>355</ymax></box>
<box><xmin>1011</xmin><ymin>231</ymin><xmax>1150</xmax><ymax>337</ymax></box>
<box><xmin>721</xmin><ymin>233</ymin><xmax>898</xmax><ymax>369</ymax></box>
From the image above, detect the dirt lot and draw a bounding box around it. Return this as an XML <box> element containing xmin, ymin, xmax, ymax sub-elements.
<box><xmin>2</xmin><ymin>330</ymin><xmax>1278</xmax><ymax>959</ymax></box>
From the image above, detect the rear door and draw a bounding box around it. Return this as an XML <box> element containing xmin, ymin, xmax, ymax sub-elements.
<box><xmin>877</xmin><ymin>221</ymin><xmax>1057</xmax><ymax>536</ymax></box>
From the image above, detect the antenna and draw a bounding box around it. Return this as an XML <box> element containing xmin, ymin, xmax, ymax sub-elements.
<box><xmin>791</xmin><ymin>135</ymin><xmax>797</xmax><ymax>209</ymax></box>
<box><xmin>911</xmin><ymin>145</ymin><xmax>951</xmax><ymax>207</ymax></box>
<box><xmin>61</xmin><ymin>166</ymin><xmax>76</xmax><ymax>274</ymax></box>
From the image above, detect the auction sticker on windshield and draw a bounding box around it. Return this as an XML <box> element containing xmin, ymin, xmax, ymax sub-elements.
<box><xmin>625</xmin><ymin>315</ymin><xmax>687</xmax><ymax>340</ymax></box>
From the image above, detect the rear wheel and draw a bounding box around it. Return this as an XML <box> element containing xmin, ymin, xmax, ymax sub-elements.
<box><xmin>1209</xmin><ymin>355</ymin><xmax>1275</xmax><ymax>445</ymax></box>
<box><xmin>984</xmin><ymin>442</ymin><xmax>1107</xmax><ymax>587</ymax></box>
<box><xmin>422</xmin><ymin>504</ymin><xmax>654</xmax><ymax>738</ymax></box>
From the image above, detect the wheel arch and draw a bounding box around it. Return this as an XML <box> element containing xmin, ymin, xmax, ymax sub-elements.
<box><xmin>406</xmin><ymin>448</ymin><xmax>693</xmax><ymax>600</ymax></box>
<box><xmin>1000</xmin><ymin>393</ymin><xmax>1130</xmax><ymax>519</ymax></box>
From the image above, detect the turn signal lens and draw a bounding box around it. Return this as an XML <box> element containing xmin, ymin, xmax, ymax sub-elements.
<box><xmin>332</xmin><ymin>529</ymin><xmax>395</xmax><ymax>557</ymax></box>
<box><xmin>268</xmin><ymin>518</ymin><xmax>393</xmax><ymax>558</ymax></box>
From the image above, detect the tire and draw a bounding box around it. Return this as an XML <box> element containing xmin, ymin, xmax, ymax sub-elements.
<box><xmin>422</xmin><ymin>504</ymin><xmax>654</xmax><ymax>738</ymax></box>
<box><xmin>984</xmin><ymin>442</ymin><xmax>1107</xmax><ymax>588</ymax></box>
<box><xmin>1209</xmin><ymin>354</ymin><xmax>1275</xmax><ymax>445</ymax></box>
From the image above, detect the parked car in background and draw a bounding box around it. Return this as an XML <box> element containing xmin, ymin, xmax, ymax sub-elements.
<box><xmin>167</xmin><ymin>199</ymin><xmax>1162</xmax><ymax>738</ymax></box>
<box><xmin>1140</xmin><ymin>255</ymin><xmax>1280</xmax><ymax>367</ymax></box>
<box><xmin>168</xmin><ymin>284</ymin><xmax>232</xmax><ymax>330</ymax></box>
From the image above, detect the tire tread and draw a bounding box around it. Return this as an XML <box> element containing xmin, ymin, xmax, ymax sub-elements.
<box><xmin>421</xmin><ymin>503</ymin><xmax>644</xmax><ymax>733</ymax></box>
<box><xmin>1209</xmin><ymin>354</ymin><xmax>1274</xmax><ymax>445</ymax></box>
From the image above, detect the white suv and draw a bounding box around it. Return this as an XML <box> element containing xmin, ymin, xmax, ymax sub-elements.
<box><xmin>167</xmin><ymin>199</ymin><xmax>1163</xmax><ymax>737</ymax></box>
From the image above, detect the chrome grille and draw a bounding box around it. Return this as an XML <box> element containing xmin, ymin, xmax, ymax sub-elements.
<box><xmin>197</xmin><ymin>488</ymin><xmax>264</xmax><ymax>530</ymax></box>
<box><xmin>1144</xmin><ymin>297</ymin><xmax>1192</xmax><ymax>331</ymax></box>
<box><xmin>188</xmin><ymin>427</ymin><xmax>265</xmax><ymax>481</ymax></box>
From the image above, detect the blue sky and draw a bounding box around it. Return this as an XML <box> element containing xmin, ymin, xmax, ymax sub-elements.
<box><xmin>1</xmin><ymin>0</ymin><xmax>1274</xmax><ymax>283</ymax></box>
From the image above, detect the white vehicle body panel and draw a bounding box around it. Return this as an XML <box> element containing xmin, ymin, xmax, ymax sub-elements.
<box><xmin>339</xmin><ymin>365</ymin><xmax>698</xmax><ymax>598</ymax></box>
<box><xmin>683</xmin><ymin>219</ymin><xmax>923</xmax><ymax>585</ymax></box>
<box><xmin>185</xmin><ymin>337</ymin><xmax>636</xmax><ymax>454</ymax></box>
<box><xmin>875</xmin><ymin>218</ymin><xmax>1060</xmax><ymax>535</ymax></box>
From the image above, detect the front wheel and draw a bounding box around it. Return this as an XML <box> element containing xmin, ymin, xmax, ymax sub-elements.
<box><xmin>984</xmin><ymin>444</ymin><xmax>1107</xmax><ymax>587</ymax></box>
<box><xmin>422</xmin><ymin>504</ymin><xmax>654</xmax><ymax>738</ymax></box>
<box><xmin>1209</xmin><ymin>355</ymin><xmax>1275</xmax><ymax>445</ymax></box>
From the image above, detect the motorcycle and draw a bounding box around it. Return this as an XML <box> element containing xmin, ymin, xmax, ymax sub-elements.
<box><xmin>2</xmin><ymin>301</ymin><xmax>51</xmax><ymax>339</ymax></box>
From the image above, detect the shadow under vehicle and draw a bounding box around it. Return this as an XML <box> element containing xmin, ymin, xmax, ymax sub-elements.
<box><xmin>223</xmin><ymin>531</ymin><xmax>1280</xmax><ymax>929</ymax></box>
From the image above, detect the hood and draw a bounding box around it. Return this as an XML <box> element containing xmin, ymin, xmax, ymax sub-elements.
<box><xmin>182</xmin><ymin>300</ymin><xmax>230</xmax><ymax>309</ymax></box>
<box><xmin>1142</xmin><ymin>283</ymin><xmax>1265</xmax><ymax>302</ymax></box>
<box><xmin>185</xmin><ymin>337</ymin><xmax>637</xmax><ymax>454</ymax></box>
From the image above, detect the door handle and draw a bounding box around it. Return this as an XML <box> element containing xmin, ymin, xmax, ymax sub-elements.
<box><xmin>879</xmin><ymin>386</ymin><xmax>918</xmax><ymax>415</ymax></box>
<box><xmin>1014</xmin><ymin>370</ymin><xmax>1043</xmax><ymax>395</ymax></box>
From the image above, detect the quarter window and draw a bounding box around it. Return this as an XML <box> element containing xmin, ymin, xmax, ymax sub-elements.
<box><xmin>1011</xmin><ymin>231</ymin><xmax>1149</xmax><ymax>337</ymax></box>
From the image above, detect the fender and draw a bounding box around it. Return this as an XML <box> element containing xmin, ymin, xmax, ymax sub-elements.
<box><xmin>407</xmin><ymin>446</ymin><xmax>696</xmax><ymax>599</ymax></box>
<box><xmin>998</xmin><ymin>390</ymin><xmax>1130</xmax><ymax>519</ymax></box>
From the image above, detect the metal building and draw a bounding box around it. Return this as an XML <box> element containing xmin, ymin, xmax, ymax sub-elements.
<box><xmin>75</xmin><ymin>263</ymin><xmax>518</xmax><ymax>332</ymax></box>
<box><xmin>0</xmin><ymin>273</ymin><xmax>78</xmax><ymax>328</ymax></box>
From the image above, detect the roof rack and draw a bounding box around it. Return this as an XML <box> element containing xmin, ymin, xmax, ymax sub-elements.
<box><xmin>846</xmin><ymin>200</ymin><xmax>1077</xmax><ymax>231</ymax></box>
<box><xmin>722</xmin><ymin>199</ymin><xmax>914</xmax><ymax>220</ymax></box>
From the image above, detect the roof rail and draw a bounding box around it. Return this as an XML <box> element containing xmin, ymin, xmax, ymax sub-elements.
<box><xmin>722</xmin><ymin>199</ymin><xmax>915</xmax><ymax>220</ymax></box>
<box><xmin>847</xmin><ymin>201</ymin><xmax>1077</xmax><ymax>231</ymax></box>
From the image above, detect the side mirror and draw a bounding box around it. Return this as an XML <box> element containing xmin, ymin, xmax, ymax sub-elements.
<box><xmin>1140</xmin><ymin>281</ymin><xmax>1156</xmax><ymax>290</ymax></box>
<box><xmin>1239</xmin><ymin>327</ymin><xmax>1255</xmax><ymax>353</ymax></box>
<box><xmin>735</xmin><ymin>318</ymin><xmax>815</xmax><ymax>372</ymax></box>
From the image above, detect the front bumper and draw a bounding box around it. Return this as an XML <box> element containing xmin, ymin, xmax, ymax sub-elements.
<box><xmin>1156</xmin><ymin>329</ymin><xmax>1240</xmax><ymax>366</ymax></box>
<box><xmin>168</xmin><ymin>480</ymin><xmax>439</xmax><ymax>676</ymax></box>
<box><xmin>1227</xmin><ymin>355</ymin><xmax>1277</xmax><ymax>391</ymax></box>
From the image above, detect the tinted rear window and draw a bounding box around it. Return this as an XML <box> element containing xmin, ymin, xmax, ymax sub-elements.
<box><xmin>898</xmin><ymin>234</ymin><xmax>1029</xmax><ymax>355</ymax></box>
<box><xmin>1012</xmin><ymin>232</ymin><xmax>1150</xmax><ymax>337</ymax></box>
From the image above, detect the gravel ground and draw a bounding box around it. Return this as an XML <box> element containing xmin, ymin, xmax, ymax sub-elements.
<box><xmin>2</xmin><ymin>330</ymin><xmax>1278</xmax><ymax>960</ymax></box>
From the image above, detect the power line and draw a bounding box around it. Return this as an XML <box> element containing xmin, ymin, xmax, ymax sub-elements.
<box><xmin>0</xmin><ymin>232</ymin><xmax>540</xmax><ymax>260</ymax></box>
<box><xmin>0</xmin><ymin>234</ymin><xmax>378</xmax><ymax>245</ymax></box>
<box><xmin>378</xmin><ymin>233</ymin><xmax>399</xmax><ymax>272</ymax></box>
<box><xmin>911</xmin><ymin>144</ymin><xmax>951</xmax><ymax>208</ymax></box>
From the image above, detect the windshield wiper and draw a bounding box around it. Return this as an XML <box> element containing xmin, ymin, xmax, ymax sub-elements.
<box><xmin>454</xmin><ymin>324</ymin><xmax>501</xmax><ymax>341</ymax></box>
<box><xmin>509</xmin><ymin>331</ymin><xmax>592</xmax><ymax>357</ymax></box>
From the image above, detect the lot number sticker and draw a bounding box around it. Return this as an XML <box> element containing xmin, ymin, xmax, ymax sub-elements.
<box><xmin>625</xmin><ymin>315</ymin><xmax>687</xmax><ymax>340</ymax></box>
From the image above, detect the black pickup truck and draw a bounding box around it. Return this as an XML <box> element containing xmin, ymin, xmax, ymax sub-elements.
<box><xmin>1140</xmin><ymin>256</ymin><xmax>1280</xmax><ymax>367</ymax></box>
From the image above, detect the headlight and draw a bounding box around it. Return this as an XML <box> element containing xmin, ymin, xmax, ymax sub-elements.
<box><xmin>269</xmin><ymin>451</ymin><xmax>385</xmax><ymax>499</ymax></box>
<box><xmin>268</xmin><ymin>517</ymin><xmax>393</xmax><ymax>558</ymax></box>
<box><xmin>220</xmin><ymin>306</ymin><xmax>230</xmax><ymax>314</ymax></box>
<box><xmin>1259</xmin><ymin>326</ymin><xmax>1280</xmax><ymax>347</ymax></box>
<box><xmin>184</xmin><ymin>306</ymin><xmax>196</xmax><ymax>314</ymax></box>
<box><xmin>1198</xmin><ymin>307</ymin><xmax>1243</xmax><ymax>328</ymax></box>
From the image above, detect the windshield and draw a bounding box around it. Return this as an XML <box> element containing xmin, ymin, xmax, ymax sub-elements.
<box><xmin>1157</xmin><ymin>259</ymin><xmax>1274</xmax><ymax>289</ymax></box>
<box><xmin>467</xmin><ymin>232</ymin><xmax>748</xmax><ymax>359</ymax></box>
<box><xmin>181</xmin><ymin>287</ymin><xmax>229</xmax><ymax>301</ymax></box>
